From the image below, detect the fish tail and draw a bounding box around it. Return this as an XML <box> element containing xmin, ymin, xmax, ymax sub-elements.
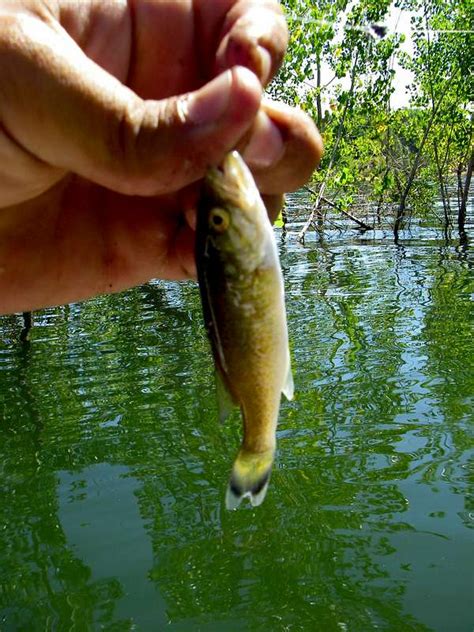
<box><xmin>225</xmin><ymin>447</ymin><xmax>275</xmax><ymax>510</ymax></box>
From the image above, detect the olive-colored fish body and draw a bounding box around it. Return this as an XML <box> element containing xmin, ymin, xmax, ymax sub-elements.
<box><xmin>196</xmin><ymin>151</ymin><xmax>293</xmax><ymax>509</ymax></box>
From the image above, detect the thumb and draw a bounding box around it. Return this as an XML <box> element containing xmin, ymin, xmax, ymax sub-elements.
<box><xmin>1</xmin><ymin>17</ymin><xmax>261</xmax><ymax>195</ymax></box>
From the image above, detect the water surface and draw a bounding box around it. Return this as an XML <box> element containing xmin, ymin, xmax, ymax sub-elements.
<box><xmin>1</xmin><ymin>196</ymin><xmax>473</xmax><ymax>631</ymax></box>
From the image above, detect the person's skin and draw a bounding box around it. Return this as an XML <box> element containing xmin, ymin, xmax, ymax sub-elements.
<box><xmin>0</xmin><ymin>0</ymin><xmax>322</xmax><ymax>315</ymax></box>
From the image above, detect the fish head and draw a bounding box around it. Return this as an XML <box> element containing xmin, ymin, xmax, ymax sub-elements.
<box><xmin>200</xmin><ymin>152</ymin><xmax>269</xmax><ymax>273</ymax></box>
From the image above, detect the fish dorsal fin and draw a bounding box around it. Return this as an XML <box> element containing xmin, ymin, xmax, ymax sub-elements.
<box><xmin>282</xmin><ymin>358</ymin><xmax>294</xmax><ymax>401</ymax></box>
<box><xmin>215</xmin><ymin>369</ymin><xmax>237</xmax><ymax>424</ymax></box>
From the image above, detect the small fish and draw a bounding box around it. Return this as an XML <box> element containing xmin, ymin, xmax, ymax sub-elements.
<box><xmin>196</xmin><ymin>151</ymin><xmax>294</xmax><ymax>509</ymax></box>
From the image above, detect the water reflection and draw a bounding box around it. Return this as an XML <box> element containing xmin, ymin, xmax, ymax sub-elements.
<box><xmin>0</xmin><ymin>198</ymin><xmax>472</xmax><ymax>631</ymax></box>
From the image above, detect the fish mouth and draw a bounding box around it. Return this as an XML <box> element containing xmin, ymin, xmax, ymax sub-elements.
<box><xmin>205</xmin><ymin>151</ymin><xmax>258</xmax><ymax>208</ymax></box>
<box><xmin>206</xmin><ymin>151</ymin><xmax>251</xmax><ymax>189</ymax></box>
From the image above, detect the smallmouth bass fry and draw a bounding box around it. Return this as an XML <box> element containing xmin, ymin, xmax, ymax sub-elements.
<box><xmin>196</xmin><ymin>151</ymin><xmax>293</xmax><ymax>509</ymax></box>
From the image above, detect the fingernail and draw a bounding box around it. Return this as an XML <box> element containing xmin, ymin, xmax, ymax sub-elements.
<box><xmin>184</xmin><ymin>207</ymin><xmax>197</xmax><ymax>231</ymax></box>
<box><xmin>242</xmin><ymin>111</ymin><xmax>284</xmax><ymax>168</ymax></box>
<box><xmin>186</xmin><ymin>70</ymin><xmax>232</xmax><ymax>126</ymax></box>
<box><xmin>257</xmin><ymin>46</ymin><xmax>272</xmax><ymax>84</ymax></box>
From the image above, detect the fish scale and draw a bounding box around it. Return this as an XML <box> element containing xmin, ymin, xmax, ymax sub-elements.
<box><xmin>195</xmin><ymin>151</ymin><xmax>294</xmax><ymax>509</ymax></box>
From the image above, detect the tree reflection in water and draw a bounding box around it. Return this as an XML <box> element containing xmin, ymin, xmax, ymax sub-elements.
<box><xmin>0</xmin><ymin>210</ymin><xmax>472</xmax><ymax>631</ymax></box>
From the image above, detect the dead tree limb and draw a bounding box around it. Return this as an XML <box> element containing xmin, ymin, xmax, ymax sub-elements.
<box><xmin>321</xmin><ymin>196</ymin><xmax>373</xmax><ymax>231</ymax></box>
<box><xmin>303</xmin><ymin>186</ymin><xmax>373</xmax><ymax>231</ymax></box>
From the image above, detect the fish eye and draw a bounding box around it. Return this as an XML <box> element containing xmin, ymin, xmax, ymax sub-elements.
<box><xmin>209</xmin><ymin>207</ymin><xmax>230</xmax><ymax>233</ymax></box>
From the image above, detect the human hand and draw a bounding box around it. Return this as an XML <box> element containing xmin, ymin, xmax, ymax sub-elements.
<box><xmin>0</xmin><ymin>0</ymin><xmax>322</xmax><ymax>314</ymax></box>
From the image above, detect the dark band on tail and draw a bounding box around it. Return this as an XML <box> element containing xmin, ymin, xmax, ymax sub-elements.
<box><xmin>225</xmin><ymin>449</ymin><xmax>274</xmax><ymax>510</ymax></box>
<box><xmin>229</xmin><ymin>468</ymin><xmax>271</xmax><ymax>498</ymax></box>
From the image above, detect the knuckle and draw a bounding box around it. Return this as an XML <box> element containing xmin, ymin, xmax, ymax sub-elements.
<box><xmin>106</xmin><ymin>96</ymin><xmax>186</xmax><ymax>195</ymax></box>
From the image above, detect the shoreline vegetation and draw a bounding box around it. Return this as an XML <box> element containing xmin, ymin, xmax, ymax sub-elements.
<box><xmin>271</xmin><ymin>0</ymin><xmax>472</xmax><ymax>243</ymax></box>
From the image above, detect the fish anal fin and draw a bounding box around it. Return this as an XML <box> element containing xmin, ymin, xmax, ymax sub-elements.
<box><xmin>215</xmin><ymin>369</ymin><xmax>237</xmax><ymax>424</ymax></box>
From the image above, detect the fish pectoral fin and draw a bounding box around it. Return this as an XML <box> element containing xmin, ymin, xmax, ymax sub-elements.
<box><xmin>282</xmin><ymin>359</ymin><xmax>294</xmax><ymax>401</ymax></box>
<box><xmin>215</xmin><ymin>369</ymin><xmax>237</xmax><ymax>424</ymax></box>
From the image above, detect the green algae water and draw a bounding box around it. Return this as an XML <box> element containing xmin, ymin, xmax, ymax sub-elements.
<box><xmin>1</xmin><ymin>197</ymin><xmax>473</xmax><ymax>631</ymax></box>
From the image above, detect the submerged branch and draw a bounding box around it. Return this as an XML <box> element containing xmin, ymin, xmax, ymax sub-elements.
<box><xmin>303</xmin><ymin>186</ymin><xmax>373</xmax><ymax>231</ymax></box>
<box><xmin>320</xmin><ymin>195</ymin><xmax>373</xmax><ymax>231</ymax></box>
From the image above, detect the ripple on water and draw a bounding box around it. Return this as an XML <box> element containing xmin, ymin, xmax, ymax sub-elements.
<box><xmin>0</xmin><ymin>198</ymin><xmax>473</xmax><ymax>632</ymax></box>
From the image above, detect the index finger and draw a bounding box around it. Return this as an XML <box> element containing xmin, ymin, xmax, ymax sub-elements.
<box><xmin>201</xmin><ymin>0</ymin><xmax>288</xmax><ymax>85</ymax></box>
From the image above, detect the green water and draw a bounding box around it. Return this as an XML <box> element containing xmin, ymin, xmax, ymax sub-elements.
<box><xmin>1</xmin><ymin>199</ymin><xmax>473</xmax><ymax>631</ymax></box>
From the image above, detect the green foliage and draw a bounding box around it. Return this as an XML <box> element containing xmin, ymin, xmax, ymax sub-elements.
<box><xmin>272</xmin><ymin>0</ymin><xmax>473</xmax><ymax>234</ymax></box>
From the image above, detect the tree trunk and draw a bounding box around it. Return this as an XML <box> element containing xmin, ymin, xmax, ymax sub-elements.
<box><xmin>433</xmin><ymin>142</ymin><xmax>451</xmax><ymax>238</ymax></box>
<box><xmin>20</xmin><ymin>311</ymin><xmax>33</xmax><ymax>343</ymax></box>
<box><xmin>375</xmin><ymin>166</ymin><xmax>390</xmax><ymax>226</ymax></box>
<box><xmin>316</xmin><ymin>55</ymin><xmax>323</xmax><ymax>131</ymax></box>
<box><xmin>394</xmin><ymin>95</ymin><xmax>444</xmax><ymax>238</ymax></box>
<box><xmin>458</xmin><ymin>150</ymin><xmax>473</xmax><ymax>234</ymax></box>
<box><xmin>298</xmin><ymin>51</ymin><xmax>360</xmax><ymax>243</ymax></box>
